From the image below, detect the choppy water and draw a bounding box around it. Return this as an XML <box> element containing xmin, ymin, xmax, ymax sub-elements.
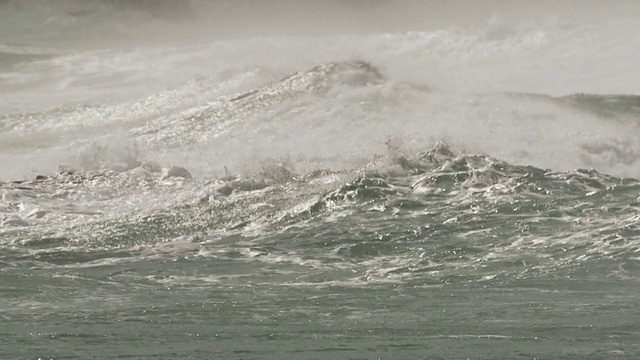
<box><xmin>2</xmin><ymin>1</ymin><xmax>640</xmax><ymax>359</ymax></box>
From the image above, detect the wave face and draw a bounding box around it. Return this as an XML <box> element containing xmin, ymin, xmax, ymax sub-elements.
<box><xmin>2</xmin><ymin>2</ymin><xmax>640</xmax><ymax>359</ymax></box>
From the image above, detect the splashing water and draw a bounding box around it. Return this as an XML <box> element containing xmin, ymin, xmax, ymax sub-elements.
<box><xmin>2</xmin><ymin>1</ymin><xmax>640</xmax><ymax>359</ymax></box>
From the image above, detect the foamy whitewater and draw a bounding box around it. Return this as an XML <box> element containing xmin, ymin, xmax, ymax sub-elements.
<box><xmin>1</xmin><ymin>1</ymin><xmax>640</xmax><ymax>358</ymax></box>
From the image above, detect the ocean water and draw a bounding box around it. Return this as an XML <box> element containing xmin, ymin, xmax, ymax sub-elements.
<box><xmin>2</xmin><ymin>1</ymin><xmax>640</xmax><ymax>359</ymax></box>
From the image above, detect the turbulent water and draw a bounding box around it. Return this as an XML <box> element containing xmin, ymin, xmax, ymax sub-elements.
<box><xmin>2</xmin><ymin>1</ymin><xmax>640</xmax><ymax>359</ymax></box>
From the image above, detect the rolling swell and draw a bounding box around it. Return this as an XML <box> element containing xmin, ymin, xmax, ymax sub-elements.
<box><xmin>0</xmin><ymin>50</ymin><xmax>50</xmax><ymax>69</ymax></box>
<box><xmin>130</xmin><ymin>60</ymin><xmax>385</xmax><ymax>147</ymax></box>
<box><xmin>510</xmin><ymin>92</ymin><xmax>640</xmax><ymax>119</ymax></box>
<box><xmin>3</xmin><ymin>141</ymin><xmax>639</xmax><ymax>286</ymax></box>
